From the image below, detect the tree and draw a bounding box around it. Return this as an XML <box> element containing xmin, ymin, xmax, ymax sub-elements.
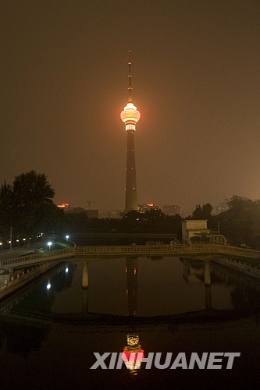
<box><xmin>212</xmin><ymin>195</ymin><xmax>260</xmax><ymax>248</ymax></box>
<box><xmin>192</xmin><ymin>203</ymin><xmax>213</xmax><ymax>220</ymax></box>
<box><xmin>0</xmin><ymin>171</ymin><xmax>59</xmax><ymax>240</ymax></box>
<box><xmin>0</xmin><ymin>181</ymin><xmax>13</xmax><ymax>239</ymax></box>
<box><xmin>12</xmin><ymin>170</ymin><xmax>54</xmax><ymax>208</ymax></box>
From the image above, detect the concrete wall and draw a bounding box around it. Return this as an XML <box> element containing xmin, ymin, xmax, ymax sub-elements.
<box><xmin>182</xmin><ymin>220</ymin><xmax>210</xmax><ymax>243</ymax></box>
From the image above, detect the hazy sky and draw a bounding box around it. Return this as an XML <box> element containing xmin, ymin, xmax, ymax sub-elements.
<box><xmin>1</xmin><ymin>0</ymin><xmax>260</xmax><ymax>214</ymax></box>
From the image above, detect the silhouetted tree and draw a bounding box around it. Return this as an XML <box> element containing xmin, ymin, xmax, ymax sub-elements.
<box><xmin>0</xmin><ymin>170</ymin><xmax>63</xmax><ymax>240</ymax></box>
<box><xmin>192</xmin><ymin>203</ymin><xmax>213</xmax><ymax>220</ymax></box>
<box><xmin>0</xmin><ymin>181</ymin><xmax>13</xmax><ymax>239</ymax></box>
<box><xmin>212</xmin><ymin>195</ymin><xmax>260</xmax><ymax>248</ymax></box>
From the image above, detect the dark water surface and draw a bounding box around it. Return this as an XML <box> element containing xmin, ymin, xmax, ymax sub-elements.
<box><xmin>0</xmin><ymin>257</ymin><xmax>260</xmax><ymax>389</ymax></box>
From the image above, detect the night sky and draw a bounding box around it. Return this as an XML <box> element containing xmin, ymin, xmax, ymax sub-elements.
<box><xmin>1</xmin><ymin>0</ymin><xmax>260</xmax><ymax>215</ymax></box>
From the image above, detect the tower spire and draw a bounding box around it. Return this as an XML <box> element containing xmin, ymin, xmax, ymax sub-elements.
<box><xmin>128</xmin><ymin>50</ymin><xmax>132</xmax><ymax>103</ymax></box>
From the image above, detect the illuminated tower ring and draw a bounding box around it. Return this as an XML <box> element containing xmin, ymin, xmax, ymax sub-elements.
<box><xmin>120</xmin><ymin>51</ymin><xmax>141</xmax><ymax>212</ymax></box>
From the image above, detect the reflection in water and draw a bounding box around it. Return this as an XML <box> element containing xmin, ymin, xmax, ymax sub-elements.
<box><xmin>15</xmin><ymin>263</ymin><xmax>77</xmax><ymax>314</ymax></box>
<box><xmin>126</xmin><ymin>257</ymin><xmax>138</xmax><ymax>317</ymax></box>
<box><xmin>122</xmin><ymin>333</ymin><xmax>144</xmax><ymax>375</ymax></box>
<box><xmin>0</xmin><ymin>257</ymin><xmax>260</xmax><ymax>388</ymax></box>
<box><xmin>123</xmin><ymin>258</ymin><xmax>144</xmax><ymax>375</ymax></box>
<box><xmin>0</xmin><ymin>319</ymin><xmax>49</xmax><ymax>357</ymax></box>
<box><xmin>82</xmin><ymin>287</ymin><xmax>89</xmax><ymax>315</ymax></box>
<box><xmin>82</xmin><ymin>262</ymin><xmax>89</xmax><ymax>315</ymax></box>
<box><xmin>82</xmin><ymin>262</ymin><xmax>89</xmax><ymax>289</ymax></box>
<box><xmin>0</xmin><ymin>257</ymin><xmax>260</xmax><ymax>358</ymax></box>
<box><xmin>0</xmin><ymin>263</ymin><xmax>77</xmax><ymax>356</ymax></box>
<box><xmin>204</xmin><ymin>260</ymin><xmax>212</xmax><ymax>310</ymax></box>
<box><xmin>1</xmin><ymin>258</ymin><xmax>260</xmax><ymax>320</ymax></box>
<box><xmin>182</xmin><ymin>258</ymin><xmax>213</xmax><ymax>310</ymax></box>
<box><xmin>2</xmin><ymin>257</ymin><xmax>260</xmax><ymax>320</ymax></box>
<box><xmin>205</xmin><ymin>284</ymin><xmax>212</xmax><ymax>310</ymax></box>
<box><xmin>183</xmin><ymin>257</ymin><xmax>260</xmax><ymax>314</ymax></box>
<box><xmin>0</xmin><ymin>263</ymin><xmax>77</xmax><ymax>315</ymax></box>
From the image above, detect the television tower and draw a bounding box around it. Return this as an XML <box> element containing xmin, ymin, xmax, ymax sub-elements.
<box><xmin>120</xmin><ymin>51</ymin><xmax>141</xmax><ymax>212</ymax></box>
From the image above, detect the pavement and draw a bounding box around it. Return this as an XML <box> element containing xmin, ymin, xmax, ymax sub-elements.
<box><xmin>0</xmin><ymin>240</ymin><xmax>69</xmax><ymax>261</ymax></box>
<box><xmin>0</xmin><ymin>242</ymin><xmax>46</xmax><ymax>260</ymax></box>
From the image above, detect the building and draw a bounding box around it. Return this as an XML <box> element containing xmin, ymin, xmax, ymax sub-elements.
<box><xmin>182</xmin><ymin>220</ymin><xmax>210</xmax><ymax>244</ymax></box>
<box><xmin>98</xmin><ymin>210</ymin><xmax>122</xmax><ymax>219</ymax></box>
<box><xmin>57</xmin><ymin>203</ymin><xmax>98</xmax><ymax>218</ymax></box>
<box><xmin>85</xmin><ymin>209</ymin><xmax>98</xmax><ymax>218</ymax></box>
<box><xmin>182</xmin><ymin>219</ymin><xmax>226</xmax><ymax>245</ymax></box>
<box><xmin>162</xmin><ymin>204</ymin><xmax>181</xmax><ymax>216</ymax></box>
<box><xmin>215</xmin><ymin>202</ymin><xmax>229</xmax><ymax>215</ymax></box>
<box><xmin>120</xmin><ymin>51</ymin><xmax>141</xmax><ymax>212</ymax></box>
<box><xmin>138</xmin><ymin>203</ymin><xmax>159</xmax><ymax>213</ymax></box>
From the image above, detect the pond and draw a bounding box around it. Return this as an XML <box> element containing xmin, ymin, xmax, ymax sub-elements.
<box><xmin>0</xmin><ymin>256</ymin><xmax>259</xmax><ymax>389</ymax></box>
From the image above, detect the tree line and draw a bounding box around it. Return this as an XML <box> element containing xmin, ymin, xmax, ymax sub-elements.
<box><xmin>191</xmin><ymin>197</ymin><xmax>260</xmax><ymax>249</ymax></box>
<box><xmin>1</xmin><ymin>171</ymin><xmax>260</xmax><ymax>249</ymax></box>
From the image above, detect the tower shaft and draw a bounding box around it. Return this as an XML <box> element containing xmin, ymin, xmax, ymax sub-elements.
<box><xmin>125</xmin><ymin>130</ymin><xmax>137</xmax><ymax>211</ymax></box>
<box><xmin>120</xmin><ymin>51</ymin><xmax>140</xmax><ymax>212</ymax></box>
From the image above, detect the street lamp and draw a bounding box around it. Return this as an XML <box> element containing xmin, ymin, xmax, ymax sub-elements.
<box><xmin>66</xmin><ymin>235</ymin><xmax>69</xmax><ymax>241</ymax></box>
<box><xmin>10</xmin><ymin>226</ymin><xmax>12</xmax><ymax>252</ymax></box>
<box><xmin>0</xmin><ymin>242</ymin><xmax>2</xmax><ymax>251</ymax></box>
<box><xmin>47</xmin><ymin>241</ymin><xmax>52</xmax><ymax>251</ymax></box>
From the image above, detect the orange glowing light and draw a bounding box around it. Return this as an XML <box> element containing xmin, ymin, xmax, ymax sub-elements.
<box><xmin>120</xmin><ymin>103</ymin><xmax>141</xmax><ymax>124</ymax></box>
<box><xmin>57</xmin><ymin>203</ymin><xmax>69</xmax><ymax>208</ymax></box>
<box><xmin>122</xmin><ymin>350</ymin><xmax>145</xmax><ymax>371</ymax></box>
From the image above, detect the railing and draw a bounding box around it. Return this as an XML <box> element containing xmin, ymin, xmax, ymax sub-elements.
<box><xmin>0</xmin><ymin>262</ymin><xmax>60</xmax><ymax>299</ymax></box>
<box><xmin>74</xmin><ymin>244</ymin><xmax>260</xmax><ymax>259</ymax></box>
<box><xmin>213</xmin><ymin>257</ymin><xmax>260</xmax><ymax>278</ymax></box>
<box><xmin>0</xmin><ymin>247</ymin><xmax>75</xmax><ymax>269</ymax></box>
<box><xmin>0</xmin><ymin>244</ymin><xmax>260</xmax><ymax>269</ymax></box>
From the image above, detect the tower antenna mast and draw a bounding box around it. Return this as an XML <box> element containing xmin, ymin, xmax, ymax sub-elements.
<box><xmin>128</xmin><ymin>50</ymin><xmax>132</xmax><ymax>103</ymax></box>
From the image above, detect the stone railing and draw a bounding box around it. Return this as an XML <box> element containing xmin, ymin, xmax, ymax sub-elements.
<box><xmin>0</xmin><ymin>247</ymin><xmax>75</xmax><ymax>270</ymax></box>
<box><xmin>0</xmin><ymin>244</ymin><xmax>259</xmax><ymax>269</ymax></box>
<box><xmin>214</xmin><ymin>257</ymin><xmax>260</xmax><ymax>278</ymax></box>
<box><xmin>74</xmin><ymin>244</ymin><xmax>260</xmax><ymax>259</ymax></box>
<box><xmin>0</xmin><ymin>261</ymin><xmax>60</xmax><ymax>299</ymax></box>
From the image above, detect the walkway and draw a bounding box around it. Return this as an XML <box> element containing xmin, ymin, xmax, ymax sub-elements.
<box><xmin>74</xmin><ymin>243</ymin><xmax>260</xmax><ymax>259</ymax></box>
<box><xmin>0</xmin><ymin>243</ymin><xmax>260</xmax><ymax>270</ymax></box>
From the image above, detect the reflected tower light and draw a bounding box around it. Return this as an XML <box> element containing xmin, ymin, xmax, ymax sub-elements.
<box><xmin>123</xmin><ymin>257</ymin><xmax>144</xmax><ymax>375</ymax></box>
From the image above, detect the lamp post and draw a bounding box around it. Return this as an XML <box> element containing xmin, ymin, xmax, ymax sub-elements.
<box><xmin>9</xmin><ymin>226</ymin><xmax>12</xmax><ymax>252</ymax></box>
<box><xmin>47</xmin><ymin>241</ymin><xmax>52</xmax><ymax>251</ymax></box>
